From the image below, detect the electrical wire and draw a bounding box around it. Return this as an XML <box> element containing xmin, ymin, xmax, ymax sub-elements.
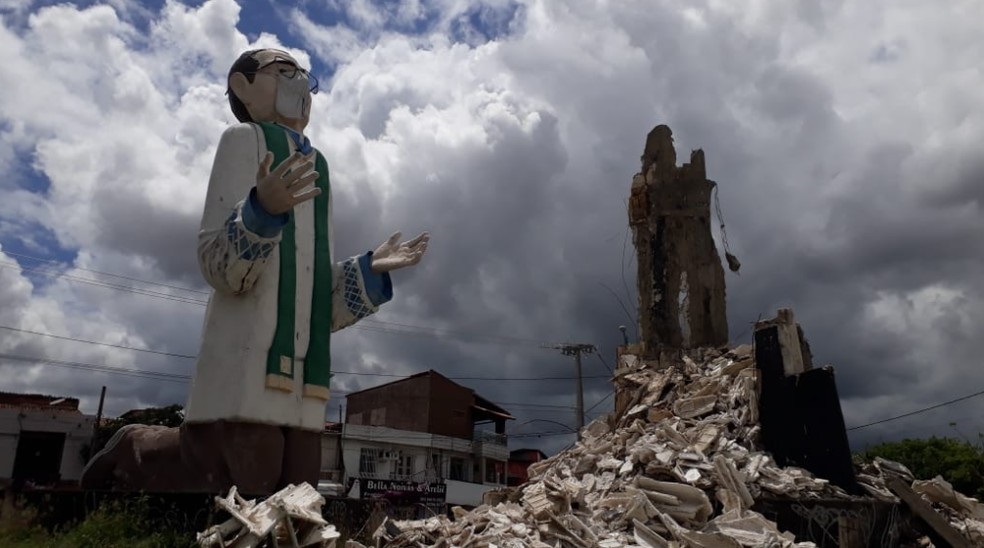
<box><xmin>0</xmin><ymin>262</ymin><xmax>209</xmax><ymax>306</ymax></box>
<box><xmin>0</xmin><ymin>252</ymin><xmax>551</xmax><ymax>346</ymax></box>
<box><xmin>0</xmin><ymin>352</ymin><xmax>191</xmax><ymax>383</ymax></box>
<box><xmin>595</xmin><ymin>352</ymin><xmax>613</xmax><ymax>375</ymax></box>
<box><xmin>337</xmin><ymin>370</ymin><xmax>609</xmax><ymax>381</ymax></box>
<box><xmin>314</xmin><ymin>430</ymin><xmax>574</xmax><ymax>441</ymax></box>
<box><xmin>1</xmin><ymin>259</ymin><xmax>564</xmax><ymax>349</ymax></box>
<box><xmin>0</xmin><ymin>350</ymin><xmax>609</xmax><ymax>384</ymax></box>
<box><xmin>2</xmin><ymin>250</ymin><xmax>210</xmax><ymax>295</ymax></box>
<box><xmin>17</xmin><ymin>244</ymin><xmax>982</xmax><ymax>441</ymax></box>
<box><xmin>0</xmin><ymin>257</ymin><xmax>593</xmax><ymax>425</ymax></box>
<box><xmin>584</xmin><ymin>390</ymin><xmax>614</xmax><ymax>415</ymax></box>
<box><xmin>0</xmin><ymin>324</ymin><xmax>197</xmax><ymax>359</ymax></box>
<box><xmin>847</xmin><ymin>388</ymin><xmax>984</xmax><ymax>431</ymax></box>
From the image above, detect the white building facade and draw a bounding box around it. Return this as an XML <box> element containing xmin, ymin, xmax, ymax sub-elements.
<box><xmin>0</xmin><ymin>394</ymin><xmax>95</xmax><ymax>487</ymax></box>
<box><xmin>341</xmin><ymin>423</ymin><xmax>509</xmax><ymax>507</ymax></box>
<box><xmin>336</xmin><ymin>370</ymin><xmax>513</xmax><ymax>508</ymax></box>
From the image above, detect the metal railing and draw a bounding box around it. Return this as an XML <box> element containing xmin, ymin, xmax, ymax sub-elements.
<box><xmin>472</xmin><ymin>430</ymin><xmax>507</xmax><ymax>446</ymax></box>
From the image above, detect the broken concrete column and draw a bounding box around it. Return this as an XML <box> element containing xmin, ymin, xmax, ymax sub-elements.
<box><xmin>752</xmin><ymin>308</ymin><xmax>812</xmax><ymax>376</ymax></box>
<box><xmin>628</xmin><ymin>125</ymin><xmax>728</xmax><ymax>354</ymax></box>
<box><xmin>754</xmin><ymin>309</ymin><xmax>859</xmax><ymax>495</ymax></box>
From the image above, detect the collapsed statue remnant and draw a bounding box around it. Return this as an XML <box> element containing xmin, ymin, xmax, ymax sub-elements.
<box><xmin>81</xmin><ymin>48</ymin><xmax>429</xmax><ymax>494</ymax></box>
<box><xmin>628</xmin><ymin>125</ymin><xmax>729</xmax><ymax>352</ymax></box>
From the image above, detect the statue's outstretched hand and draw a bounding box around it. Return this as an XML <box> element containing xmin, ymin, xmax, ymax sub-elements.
<box><xmin>371</xmin><ymin>232</ymin><xmax>430</xmax><ymax>273</ymax></box>
<box><xmin>256</xmin><ymin>151</ymin><xmax>321</xmax><ymax>215</ymax></box>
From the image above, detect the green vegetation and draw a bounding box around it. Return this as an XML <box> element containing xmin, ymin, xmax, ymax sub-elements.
<box><xmin>859</xmin><ymin>436</ymin><xmax>984</xmax><ymax>499</ymax></box>
<box><xmin>0</xmin><ymin>497</ymin><xmax>194</xmax><ymax>548</ymax></box>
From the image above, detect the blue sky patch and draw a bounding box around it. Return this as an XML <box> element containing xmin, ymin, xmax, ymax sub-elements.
<box><xmin>0</xmin><ymin>218</ymin><xmax>79</xmax><ymax>291</ymax></box>
<box><xmin>450</xmin><ymin>1</ymin><xmax>523</xmax><ymax>45</ymax></box>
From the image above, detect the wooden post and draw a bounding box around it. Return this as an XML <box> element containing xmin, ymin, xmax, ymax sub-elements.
<box><xmin>888</xmin><ymin>478</ymin><xmax>972</xmax><ymax>548</ymax></box>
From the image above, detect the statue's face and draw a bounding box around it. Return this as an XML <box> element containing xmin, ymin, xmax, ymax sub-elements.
<box><xmin>230</xmin><ymin>49</ymin><xmax>316</xmax><ymax>132</ymax></box>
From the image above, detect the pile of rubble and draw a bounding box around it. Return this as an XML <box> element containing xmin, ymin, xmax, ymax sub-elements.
<box><xmin>367</xmin><ymin>346</ymin><xmax>984</xmax><ymax>547</ymax></box>
<box><xmin>198</xmin><ymin>483</ymin><xmax>341</xmax><ymax>547</ymax></box>
<box><xmin>856</xmin><ymin>458</ymin><xmax>984</xmax><ymax>546</ymax></box>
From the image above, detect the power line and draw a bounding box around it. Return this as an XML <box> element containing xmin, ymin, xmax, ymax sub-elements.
<box><xmin>847</xmin><ymin>388</ymin><xmax>984</xmax><ymax>431</ymax></box>
<box><xmin>584</xmin><ymin>390</ymin><xmax>614</xmax><ymax>415</ymax></box>
<box><xmin>0</xmin><ymin>339</ymin><xmax>576</xmax><ymax>410</ymax></box>
<box><xmin>324</xmin><ymin>430</ymin><xmax>574</xmax><ymax>441</ymax></box>
<box><xmin>0</xmin><ymin>324</ymin><xmax>197</xmax><ymax>360</ymax></box>
<box><xmin>0</xmin><ymin>354</ymin><xmax>591</xmax><ymax>418</ymax></box>
<box><xmin>0</xmin><ymin>263</ymin><xmax>209</xmax><ymax>307</ymax></box>
<box><xmin>12</xmin><ymin>253</ymin><xmax>961</xmax><ymax>435</ymax></box>
<box><xmin>0</xmin><ymin>350</ymin><xmax>607</xmax><ymax>384</ymax></box>
<box><xmin>0</xmin><ymin>325</ymin><xmax>611</xmax><ymax>382</ymax></box>
<box><xmin>337</xmin><ymin>370</ymin><xmax>609</xmax><ymax>381</ymax></box>
<box><xmin>478</xmin><ymin>401</ymin><xmax>575</xmax><ymax>410</ymax></box>
<box><xmin>0</xmin><ymin>352</ymin><xmax>192</xmax><ymax>383</ymax></box>
<box><xmin>331</xmin><ymin>389</ymin><xmax>575</xmax><ymax>410</ymax></box>
<box><xmin>348</xmin><ymin>322</ymin><xmax>548</xmax><ymax>348</ymax></box>
<box><xmin>595</xmin><ymin>352</ymin><xmax>613</xmax><ymax>375</ymax></box>
<box><xmin>598</xmin><ymin>281</ymin><xmax>636</xmax><ymax>336</ymax></box>
<box><xmin>1</xmin><ymin>259</ymin><xmax>562</xmax><ymax>348</ymax></box>
<box><xmin>510</xmin><ymin>430</ymin><xmax>574</xmax><ymax>439</ymax></box>
<box><xmin>355</xmin><ymin>319</ymin><xmax>548</xmax><ymax>347</ymax></box>
<box><xmin>7</xmin><ymin>254</ymin><xmax>551</xmax><ymax>346</ymax></box>
<box><xmin>1</xmin><ymin>250</ymin><xmax>210</xmax><ymax>295</ymax></box>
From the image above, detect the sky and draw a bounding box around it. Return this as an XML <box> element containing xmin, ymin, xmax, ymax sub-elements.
<box><xmin>0</xmin><ymin>0</ymin><xmax>983</xmax><ymax>456</ymax></box>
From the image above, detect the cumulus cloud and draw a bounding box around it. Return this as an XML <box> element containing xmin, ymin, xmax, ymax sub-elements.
<box><xmin>1</xmin><ymin>0</ymin><xmax>983</xmax><ymax>455</ymax></box>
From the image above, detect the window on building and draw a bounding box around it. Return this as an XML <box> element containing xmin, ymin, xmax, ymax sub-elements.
<box><xmin>449</xmin><ymin>457</ymin><xmax>466</xmax><ymax>481</ymax></box>
<box><xmin>485</xmin><ymin>459</ymin><xmax>505</xmax><ymax>484</ymax></box>
<box><xmin>349</xmin><ymin>412</ymin><xmax>363</xmax><ymax>425</ymax></box>
<box><xmin>394</xmin><ymin>453</ymin><xmax>414</xmax><ymax>478</ymax></box>
<box><xmin>359</xmin><ymin>448</ymin><xmax>377</xmax><ymax>477</ymax></box>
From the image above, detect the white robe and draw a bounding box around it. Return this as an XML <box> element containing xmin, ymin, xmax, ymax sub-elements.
<box><xmin>184</xmin><ymin>123</ymin><xmax>380</xmax><ymax>431</ymax></box>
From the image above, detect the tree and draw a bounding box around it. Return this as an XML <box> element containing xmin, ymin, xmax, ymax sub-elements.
<box><xmin>859</xmin><ymin>436</ymin><xmax>984</xmax><ymax>499</ymax></box>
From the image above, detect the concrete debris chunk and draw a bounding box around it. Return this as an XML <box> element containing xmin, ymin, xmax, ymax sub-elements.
<box><xmin>637</xmin><ymin>476</ymin><xmax>712</xmax><ymax>524</ymax></box>
<box><xmin>633</xmin><ymin>518</ymin><xmax>670</xmax><ymax>547</ymax></box>
<box><xmin>672</xmin><ymin>395</ymin><xmax>717</xmax><ymax>419</ymax></box>
<box><xmin>522</xmin><ymin>482</ymin><xmax>557</xmax><ymax>520</ymax></box>
<box><xmin>704</xmin><ymin>509</ymin><xmax>807</xmax><ymax>547</ymax></box>
<box><xmin>913</xmin><ymin>476</ymin><xmax>984</xmax><ymax>521</ymax></box>
<box><xmin>712</xmin><ymin>455</ymin><xmax>754</xmax><ymax>510</ymax></box>
<box><xmin>374</xmin><ymin>348</ymin><xmax>980</xmax><ymax>547</ymax></box>
<box><xmin>198</xmin><ymin>484</ymin><xmax>339</xmax><ymax>548</ymax></box>
<box><xmin>909</xmin><ymin>476</ymin><xmax>984</xmax><ymax>544</ymax></box>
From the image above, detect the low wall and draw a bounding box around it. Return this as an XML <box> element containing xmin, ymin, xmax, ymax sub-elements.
<box><xmin>0</xmin><ymin>488</ymin><xmax>445</xmax><ymax>544</ymax></box>
<box><xmin>754</xmin><ymin>497</ymin><xmax>906</xmax><ymax>548</ymax></box>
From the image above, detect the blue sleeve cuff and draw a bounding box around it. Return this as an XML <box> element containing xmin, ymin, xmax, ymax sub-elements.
<box><xmin>358</xmin><ymin>252</ymin><xmax>393</xmax><ymax>307</ymax></box>
<box><xmin>242</xmin><ymin>187</ymin><xmax>288</xmax><ymax>238</ymax></box>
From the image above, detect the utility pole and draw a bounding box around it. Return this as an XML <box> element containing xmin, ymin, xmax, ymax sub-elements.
<box><xmin>544</xmin><ymin>343</ymin><xmax>596</xmax><ymax>438</ymax></box>
<box><xmin>89</xmin><ymin>386</ymin><xmax>107</xmax><ymax>457</ymax></box>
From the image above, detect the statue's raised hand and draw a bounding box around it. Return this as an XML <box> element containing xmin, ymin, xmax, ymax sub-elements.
<box><xmin>256</xmin><ymin>151</ymin><xmax>321</xmax><ymax>215</ymax></box>
<box><xmin>371</xmin><ymin>232</ymin><xmax>430</xmax><ymax>273</ymax></box>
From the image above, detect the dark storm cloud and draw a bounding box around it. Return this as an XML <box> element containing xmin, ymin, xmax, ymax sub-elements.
<box><xmin>4</xmin><ymin>0</ymin><xmax>984</xmax><ymax>457</ymax></box>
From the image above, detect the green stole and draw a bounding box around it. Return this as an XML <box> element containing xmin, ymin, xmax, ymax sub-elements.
<box><xmin>259</xmin><ymin>122</ymin><xmax>332</xmax><ymax>400</ymax></box>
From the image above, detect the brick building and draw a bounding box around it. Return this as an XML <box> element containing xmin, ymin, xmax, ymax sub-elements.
<box><xmin>507</xmin><ymin>448</ymin><xmax>548</xmax><ymax>486</ymax></box>
<box><xmin>340</xmin><ymin>370</ymin><xmax>513</xmax><ymax>507</ymax></box>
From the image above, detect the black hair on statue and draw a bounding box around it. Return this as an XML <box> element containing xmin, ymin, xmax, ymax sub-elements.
<box><xmin>227</xmin><ymin>49</ymin><xmax>262</xmax><ymax>123</ymax></box>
